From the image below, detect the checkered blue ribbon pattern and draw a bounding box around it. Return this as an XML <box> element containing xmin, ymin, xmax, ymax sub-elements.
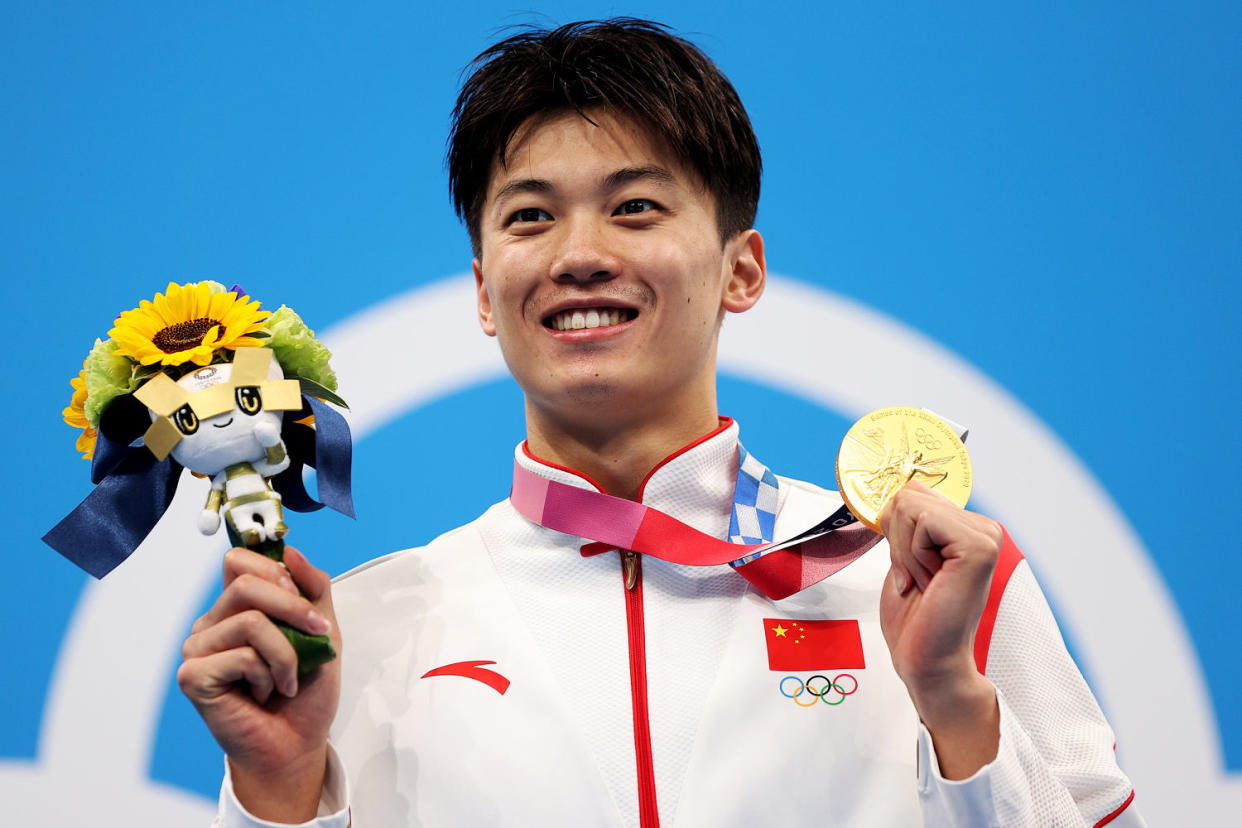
<box><xmin>728</xmin><ymin>444</ymin><xmax>779</xmax><ymax>565</ymax></box>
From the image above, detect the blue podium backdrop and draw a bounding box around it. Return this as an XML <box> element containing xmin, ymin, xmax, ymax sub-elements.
<box><xmin>3</xmin><ymin>2</ymin><xmax>1238</xmax><ymax>823</ymax></box>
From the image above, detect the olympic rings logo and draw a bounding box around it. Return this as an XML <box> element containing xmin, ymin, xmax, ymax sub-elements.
<box><xmin>779</xmin><ymin>674</ymin><xmax>859</xmax><ymax>707</ymax></box>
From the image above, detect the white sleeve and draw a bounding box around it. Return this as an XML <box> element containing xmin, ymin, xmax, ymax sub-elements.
<box><xmin>213</xmin><ymin>743</ymin><xmax>351</xmax><ymax>828</ymax></box>
<box><xmin>916</xmin><ymin>560</ymin><xmax>1145</xmax><ymax>827</ymax></box>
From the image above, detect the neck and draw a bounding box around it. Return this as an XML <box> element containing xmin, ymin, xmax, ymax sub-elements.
<box><xmin>524</xmin><ymin>402</ymin><xmax>723</xmax><ymax>501</ymax></box>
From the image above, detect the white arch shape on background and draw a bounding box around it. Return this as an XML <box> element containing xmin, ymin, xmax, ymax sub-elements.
<box><xmin>0</xmin><ymin>275</ymin><xmax>1232</xmax><ymax>823</ymax></box>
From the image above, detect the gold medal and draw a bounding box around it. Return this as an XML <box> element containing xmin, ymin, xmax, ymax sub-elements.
<box><xmin>835</xmin><ymin>406</ymin><xmax>972</xmax><ymax>533</ymax></box>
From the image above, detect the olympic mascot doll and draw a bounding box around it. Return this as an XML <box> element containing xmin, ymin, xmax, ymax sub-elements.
<box><xmin>45</xmin><ymin>281</ymin><xmax>354</xmax><ymax>673</ymax></box>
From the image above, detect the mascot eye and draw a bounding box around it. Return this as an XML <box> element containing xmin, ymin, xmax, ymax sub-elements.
<box><xmin>236</xmin><ymin>386</ymin><xmax>262</xmax><ymax>415</ymax></box>
<box><xmin>174</xmin><ymin>405</ymin><xmax>199</xmax><ymax>435</ymax></box>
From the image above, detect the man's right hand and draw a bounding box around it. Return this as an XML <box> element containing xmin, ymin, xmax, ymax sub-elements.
<box><xmin>178</xmin><ymin>545</ymin><xmax>342</xmax><ymax>823</ymax></box>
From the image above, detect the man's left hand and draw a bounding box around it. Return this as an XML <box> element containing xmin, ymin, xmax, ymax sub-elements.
<box><xmin>878</xmin><ymin>481</ymin><xmax>1003</xmax><ymax>779</ymax></box>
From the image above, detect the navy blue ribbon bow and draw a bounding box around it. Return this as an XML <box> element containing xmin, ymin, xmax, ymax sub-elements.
<box><xmin>43</xmin><ymin>395</ymin><xmax>354</xmax><ymax>578</ymax></box>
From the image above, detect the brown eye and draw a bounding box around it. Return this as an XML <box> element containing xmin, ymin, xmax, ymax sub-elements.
<box><xmin>236</xmin><ymin>386</ymin><xmax>262</xmax><ymax>415</ymax></box>
<box><xmin>510</xmin><ymin>207</ymin><xmax>552</xmax><ymax>223</ymax></box>
<box><xmin>174</xmin><ymin>405</ymin><xmax>198</xmax><ymax>435</ymax></box>
<box><xmin>614</xmin><ymin>198</ymin><xmax>657</xmax><ymax>215</ymax></box>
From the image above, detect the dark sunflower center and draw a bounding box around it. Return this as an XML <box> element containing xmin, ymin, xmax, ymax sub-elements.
<box><xmin>153</xmin><ymin>317</ymin><xmax>221</xmax><ymax>353</ymax></box>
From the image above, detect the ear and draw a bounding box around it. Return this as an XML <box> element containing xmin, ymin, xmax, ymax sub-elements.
<box><xmin>721</xmin><ymin>229</ymin><xmax>766</xmax><ymax>314</ymax></box>
<box><xmin>98</xmin><ymin>393</ymin><xmax>153</xmax><ymax>445</ymax></box>
<box><xmin>474</xmin><ymin>258</ymin><xmax>497</xmax><ymax>337</ymax></box>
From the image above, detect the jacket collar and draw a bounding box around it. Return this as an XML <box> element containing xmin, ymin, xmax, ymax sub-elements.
<box><xmin>514</xmin><ymin>418</ymin><xmax>740</xmax><ymax>539</ymax></box>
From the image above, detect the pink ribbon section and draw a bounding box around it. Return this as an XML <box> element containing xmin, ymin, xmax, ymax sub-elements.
<box><xmin>511</xmin><ymin>460</ymin><xmax>881</xmax><ymax>599</ymax></box>
<box><xmin>513</xmin><ymin>469</ymin><xmax>761</xmax><ymax>564</ymax></box>
<box><xmin>541</xmin><ymin>480</ymin><xmax>647</xmax><ymax>552</ymax></box>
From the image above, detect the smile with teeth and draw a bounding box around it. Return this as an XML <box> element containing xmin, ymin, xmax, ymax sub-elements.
<box><xmin>545</xmin><ymin>307</ymin><xmax>636</xmax><ymax>331</ymax></box>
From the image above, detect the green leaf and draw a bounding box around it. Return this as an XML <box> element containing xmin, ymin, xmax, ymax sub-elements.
<box><xmin>298</xmin><ymin>377</ymin><xmax>349</xmax><ymax>409</ymax></box>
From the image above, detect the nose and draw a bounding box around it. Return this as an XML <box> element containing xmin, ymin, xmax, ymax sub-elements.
<box><xmin>549</xmin><ymin>213</ymin><xmax>619</xmax><ymax>284</ymax></box>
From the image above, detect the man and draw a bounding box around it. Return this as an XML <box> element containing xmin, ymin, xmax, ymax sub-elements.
<box><xmin>181</xmin><ymin>19</ymin><xmax>1142</xmax><ymax>826</ymax></box>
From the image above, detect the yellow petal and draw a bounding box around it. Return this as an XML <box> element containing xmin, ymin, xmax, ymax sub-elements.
<box><xmin>208</xmin><ymin>291</ymin><xmax>236</xmax><ymax>321</ymax></box>
<box><xmin>112</xmin><ymin>309</ymin><xmax>158</xmax><ymax>339</ymax></box>
<box><xmin>111</xmin><ymin>330</ymin><xmax>157</xmax><ymax>362</ymax></box>
<box><xmin>188</xmin><ymin>282</ymin><xmax>212</xmax><ymax>318</ymax></box>
<box><xmin>150</xmin><ymin>289</ymin><xmax>176</xmax><ymax>327</ymax></box>
<box><xmin>76</xmin><ymin>428</ymin><xmax>97</xmax><ymax>460</ymax></box>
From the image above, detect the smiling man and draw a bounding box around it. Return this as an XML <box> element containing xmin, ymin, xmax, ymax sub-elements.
<box><xmin>473</xmin><ymin>108</ymin><xmax>764</xmax><ymax>500</ymax></box>
<box><xmin>181</xmin><ymin>19</ymin><xmax>1142</xmax><ymax>827</ymax></box>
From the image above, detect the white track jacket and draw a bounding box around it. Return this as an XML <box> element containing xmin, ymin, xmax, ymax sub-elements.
<box><xmin>217</xmin><ymin>421</ymin><xmax>1142</xmax><ymax>827</ymax></box>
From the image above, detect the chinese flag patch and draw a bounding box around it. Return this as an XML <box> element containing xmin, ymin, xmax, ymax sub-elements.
<box><xmin>763</xmin><ymin>618</ymin><xmax>865</xmax><ymax>671</ymax></box>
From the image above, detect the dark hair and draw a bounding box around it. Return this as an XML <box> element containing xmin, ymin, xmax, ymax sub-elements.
<box><xmin>448</xmin><ymin>18</ymin><xmax>761</xmax><ymax>256</ymax></box>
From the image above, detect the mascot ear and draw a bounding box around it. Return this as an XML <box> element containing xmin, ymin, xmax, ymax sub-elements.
<box><xmin>98</xmin><ymin>393</ymin><xmax>152</xmax><ymax>446</ymax></box>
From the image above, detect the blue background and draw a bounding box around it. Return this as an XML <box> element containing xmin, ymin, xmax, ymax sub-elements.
<box><xmin>3</xmin><ymin>0</ymin><xmax>1238</xmax><ymax>809</ymax></box>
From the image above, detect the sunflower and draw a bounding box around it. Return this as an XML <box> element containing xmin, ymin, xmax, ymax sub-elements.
<box><xmin>109</xmin><ymin>282</ymin><xmax>271</xmax><ymax>367</ymax></box>
<box><xmin>63</xmin><ymin>369</ymin><xmax>98</xmax><ymax>460</ymax></box>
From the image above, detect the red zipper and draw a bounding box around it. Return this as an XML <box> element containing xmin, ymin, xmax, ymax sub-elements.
<box><xmin>622</xmin><ymin>550</ymin><xmax>660</xmax><ymax>828</ymax></box>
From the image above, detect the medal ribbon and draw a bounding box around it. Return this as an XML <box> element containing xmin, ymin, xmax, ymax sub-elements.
<box><xmin>510</xmin><ymin>443</ymin><xmax>882</xmax><ymax>600</ymax></box>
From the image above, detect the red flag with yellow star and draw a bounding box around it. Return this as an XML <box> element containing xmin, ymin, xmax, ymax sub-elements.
<box><xmin>763</xmin><ymin>618</ymin><xmax>865</xmax><ymax>671</ymax></box>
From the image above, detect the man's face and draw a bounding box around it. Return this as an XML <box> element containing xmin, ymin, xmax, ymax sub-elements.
<box><xmin>473</xmin><ymin>110</ymin><xmax>764</xmax><ymax>432</ymax></box>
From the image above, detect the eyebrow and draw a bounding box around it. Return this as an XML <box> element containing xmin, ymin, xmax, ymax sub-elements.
<box><xmin>491</xmin><ymin>165</ymin><xmax>678</xmax><ymax>209</ymax></box>
<box><xmin>603</xmin><ymin>165</ymin><xmax>676</xmax><ymax>190</ymax></box>
<box><xmin>492</xmin><ymin>177</ymin><xmax>552</xmax><ymax>206</ymax></box>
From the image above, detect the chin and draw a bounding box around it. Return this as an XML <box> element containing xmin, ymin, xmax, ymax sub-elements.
<box><xmin>528</xmin><ymin>377</ymin><xmax>634</xmax><ymax>417</ymax></box>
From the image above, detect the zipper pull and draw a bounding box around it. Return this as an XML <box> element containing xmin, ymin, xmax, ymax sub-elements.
<box><xmin>622</xmin><ymin>550</ymin><xmax>638</xmax><ymax>590</ymax></box>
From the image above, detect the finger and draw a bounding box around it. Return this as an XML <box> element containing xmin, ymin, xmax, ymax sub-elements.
<box><xmin>913</xmin><ymin>508</ymin><xmax>1000</xmax><ymax>573</ymax></box>
<box><xmin>908</xmin><ymin>510</ymin><xmax>949</xmax><ymax>582</ymax></box>
<box><xmin>198</xmin><ymin>572</ymin><xmax>332</xmax><ymax>637</ymax></box>
<box><xmin>931</xmin><ymin>510</ymin><xmax>1004</xmax><ymax>559</ymax></box>
<box><xmin>881</xmin><ymin>492</ymin><xmax>933</xmax><ymax>591</ymax></box>
<box><xmin>883</xmin><ymin>564</ymin><xmax>919</xmax><ymax>607</ymax></box>
<box><xmin>900</xmin><ymin>479</ymin><xmax>936</xmax><ymax>497</ymax></box>
<box><xmin>901</xmin><ymin>479</ymin><xmax>955</xmax><ymax>505</ymax></box>
<box><xmin>179</xmin><ymin>646</ymin><xmax>277</xmax><ymax>707</ymax></box>
<box><xmin>899</xmin><ymin>543</ymin><xmax>935</xmax><ymax>592</ymax></box>
<box><xmin>897</xmin><ymin>481</ymin><xmax>981</xmax><ymax>560</ymax></box>
<box><xmin>222</xmin><ymin>547</ymin><xmax>300</xmax><ymax>597</ymax></box>
<box><xmin>182</xmin><ymin>609</ymin><xmax>301</xmax><ymax>698</ymax></box>
<box><xmin>910</xmin><ymin>522</ymin><xmax>1000</xmax><ymax>612</ymax></box>
<box><xmin>890</xmin><ymin>562</ymin><xmax>913</xmax><ymax>596</ymax></box>
<box><xmin>878</xmin><ymin>490</ymin><xmax>912</xmax><ymax>554</ymax></box>
<box><xmin>280</xmin><ymin>548</ymin><xmax>342</xmax><ymax>651</ymax></box>
<box><xmin>888</xmin><ymin>519</ymin><xmax>933</xmax><ymax>593</ymax></box>
<box><xmin>282</xmin><ymin>546</ymin><xmax>333</xmax><ymax>607</ymax></box>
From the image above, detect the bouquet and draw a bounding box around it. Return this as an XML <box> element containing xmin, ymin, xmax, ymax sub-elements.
<box><xmin>46</xmin><ymin>281</ymin><xmax>354</xmax><ymax>672</ymax></box>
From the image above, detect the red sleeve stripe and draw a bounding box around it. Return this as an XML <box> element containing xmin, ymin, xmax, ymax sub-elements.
<box><xmin>972</xmin><ymin>525</ymin><xmax>1025</xmax><ymax>675</ymax></box>
<box><xmin>1094</xmin><ymin>789</ymin><xmax>1136</xmax><ymax>827</ymax></box>
<box><xmin>970</xmin><ymin>530</ymin><xmax>1136</xmax><ymax>827</ymax></box>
